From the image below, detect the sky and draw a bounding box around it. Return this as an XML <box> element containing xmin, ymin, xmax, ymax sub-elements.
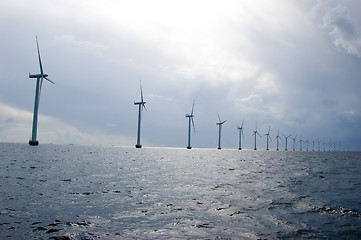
<box><xmin>0</xmin><ymin>0</ymin><xmax>361</xmax><ymax>150</ymax></box>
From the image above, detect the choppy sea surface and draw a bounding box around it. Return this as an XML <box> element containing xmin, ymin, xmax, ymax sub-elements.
<box><xmin>0</xmin><ymin>143</ymin><xmax>360</xmax><ymax>239</ymax></box>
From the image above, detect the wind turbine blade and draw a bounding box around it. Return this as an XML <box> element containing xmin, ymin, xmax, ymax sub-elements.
<box><xmin>142</xmin><ymin>103</ymin><xmax>147</xmax><ymax>111</ymax></box>
<box><xmin>191</xmin><ymin>100</ymin><xmax>195</xmax><ymax>115</ymax></box>
<box><xmin>217</xmin><ymin>113</ymin><xmax>221</xmax><ymax>123</ymax></box>
<box><xmin>140</xmin><ymin>80</ymin><xmax>144</xmax><ymax>103</ymax></box>
<box><xmin>36</xmin><ymin>36</ymin><xmax>44</xmax><ymax>75</ymax></box>
<box><xmin>191</xmin><ymin>117</ymin><xmax>196</xmax><ymax>133</ymax></box>
<box><xmin>241</xmin><ymin>130</ymin><xmax>244</xmax><ymax>139</ymax></box>
<box><xmin>241</xmin><ymin>119</ymin><xmax>244</xmax><ymax>128</ymax></box>
<box><xmin>221</xmin><ymin>120</ymin><xmax>227</xmax><ymax>124</ymax></box>
<box><xmin>282</xmin><ymin>133</ymin><xmax>286</xmax><ymax>138</ymax></box>
<box><xmin>268</xmin><ymin>125</ymin><xmax>270</xmax><ymax>134</ymax></box>
<box><xmin>44</xmin><ymin>77</ymin><xmax>55</xmax><ymax>84</ymax></box>
<box><xmin>39</xmin><ymin>77</ymin><xmax>44</xmax><ymax>94</ymax></box>
<box><xmin>257</xmin><ymin>132</ymin><xmax>261</xmax><ymax>137</ymax></box>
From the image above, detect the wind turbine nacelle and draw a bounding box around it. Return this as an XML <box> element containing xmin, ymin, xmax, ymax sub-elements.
<box><xmin>134</xmin><ymin>101</ymin><xmax>146</xmax><ymax>105</ymax></box>
<box><xmin>185</xmin><ymin>114</ymin><xmax>193</xmax><ymax>117</ymax></box>
<box><xmin>29</xmin><ymin>73</ymin><xmax>48</xmax><ymax>78</ymax></box>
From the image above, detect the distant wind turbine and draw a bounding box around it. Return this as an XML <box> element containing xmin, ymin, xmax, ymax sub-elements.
<box><xmin>237</xmin><ymin>120</ymin><xmax>245</xmax><ymax>150</ymax></box>
<box><xmin>282</xmin><ymin>134</ymin><xmax>292</xmax><ymax>151</ymax></box>
<box><xmin>252</xmin><ymin>123</ymin><xmax>261</xmax><ymax>150</ymax></box>
<box><xmin>305</xmin><ymin>140</ymin><xmax>309</xmax><ymax>151</ymax></box>
<box><xmin>216</xmin><ymin>113</ymin><xmax>227</xmax><ymax>150</ymax></box>
<box><xmin>28</xmin><ymin>36</ymin><xmax>55</xmax><ymax>146</ymax></box>
<box><xmin>275</xmin><ymin>130</ymin><xmax>281</xmax><ymax>151</ymax></box>
<box><xmin>312</xmin><ymin>140</ymin><xmax>316</xmax><ymax>151</ymax></box>
<box><xmin>264</xmin><ymin>125</ymin><xmax>272</xmax><ymax>150</ymax></box>
<box><xmin>185</xmin><ymin>100</ymin><xmax>196</xmax><ymax>149</ymax></box>
<box><xmin>134</xmin><ymin>80</ymin><xmax>147</xmax><ymax>148</ymax></box>
<box><xmin>291</xmin><ymin>135</ymin><xmax>297</xmax><ymax>151</ymax></box>
<box><xmin>318</xmin><ymin>140</ymin><xmax>321</xmax><ymax>151</ymax></box>
<box><xmin>299</xmin><ymin>135</ymin><xmax>303</xmax><ymax>151</ymax></box>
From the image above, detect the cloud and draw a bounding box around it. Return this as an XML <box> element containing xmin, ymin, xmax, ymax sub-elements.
<box><xmin>0</xmin><ymin>103</ymin><xmax>134</xmax><ymax>146</ymax></box>
<box><xmin>54</xmin><ymin>34</ymin><xmax>108</xmax><ymax>50</ymax></box>
<box><xmin>312</xmin><ymin>2</ymin><xmax>361</xmax><ymax>57</ymax></box>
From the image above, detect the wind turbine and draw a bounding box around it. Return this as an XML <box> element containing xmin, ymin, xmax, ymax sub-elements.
<box><xmin>305</xmin><ymin>140</ymin><xmax>309</xmax><ymax>151</ymax></box>
<box><xmin>264</xmin><ymin>125</ymin><xmax>272</xmax><ymax>150</ymax></box>
<box><xmin>28</xmin><ymin>36</ymin><xmax>55</xmax><ymax>146</ymax></box>
<box><xmin>134</xmin><ymin>80</ymin><xmax>147</xmax><ymax>148</ymax></box>
<box><xmin>312</xmin><ymin>140</ymin><xmax>315</xmax><ymax>151</ymax></box>
<box><xmin>318</xmin><ymin>140</ymin><xmax>321</xmax><ymax>151</ymax></box>
<box><xmin>237</xmin><ymin>120</ymin><xmax>245</xmax><ymax>150</ymax></box>
<box><xmin>291</xmin><ymin>135</ymin><xmax>297</xmax><ymax>151</ymax></box>
<box><xmin>185</xmin><ymin>100</ymin><xmax>196</xmax><ymax>149</ymax></box>
<box><xmin>282</xmin><ymin>134</ymin><xmax>292</xmax><ymax>151</ymax></box>
<box><xmin>299</xmin><ymin>135</ymin><xmax>303</xmax><ymax>151</ymax></box>
<box><xmin>252</xmin><ymin>123</ymin><xmax>261</xmax><ymax>150</ymax></box>
<box><xmin>275</xmin><ymin>129</ymin><xmax>281</xmax><ymax>151</ymax></box>
<box><xmin>216</xmin><ymin>113</ymin><xmax>227</xmax><ymax>150</ymax></box>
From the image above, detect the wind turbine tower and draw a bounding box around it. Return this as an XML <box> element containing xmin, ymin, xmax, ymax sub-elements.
<box><xmin>312</xmin><ymin>140</ymin><xmax>315</xmax><ymax>151</ymax></box>
<box><xmin>237</xmin><ymin>120</ymin><xmax>245</xmax><ymax>150</ymax></box>
<box><xmin>28</xmin><ymin>36</ymin><xmax>55</xmax><ymax>146</ymax></box>
<box><xmin>264</xmin><ymin>125</ymin><xmax>272</xmax><ymax>150</ymax></box>
<box><xmin>299</xmin><ymin>135</ymin><xmax>303</xmax><ymax>151</ymax></box>
<box><xmin>185</xmin><ymin>100</ymin><xmax>196</xmax><ymax>149</ymax></box>
<box><xmin>283</xmin><ymin>134</ymin><xmax>292</xmax><ymax>151</ymax></box>
<box><xmin>318</xmin><ymin>140</ymin><xmax>321</xmax><ymax>151</ymax></box>
<box><xmin>134</xmin><ymin>81</ymin><xmax>147</xmax><ymax>148</ymax></box>
<box><xmin>275</xmin><ymin>129</ymin><xmax>281</xmax><ymax>151</ymax></box>
<box><xmin>252</xmin><ymin>123</ymin><xmax>261</xmax><ymax>150</ymax></box>
<box><xmin>291</xmin><ymin>135</ymin><xmax>297</xmax><ymax>151</ymax></box>
<box><xmin>216</xmin><ymin>113</ymin><xmax>227</xmax><ymax>150</ymax></box>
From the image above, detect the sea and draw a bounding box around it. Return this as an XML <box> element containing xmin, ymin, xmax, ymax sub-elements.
<box><xmin>0</xmin><ymin>143</ymin><xmax>360</xmax><ymax>240</ymax></box>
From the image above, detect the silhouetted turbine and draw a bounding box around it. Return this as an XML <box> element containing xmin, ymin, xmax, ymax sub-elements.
<box><xmin>282</xmin><ymin>134</ymin><xmax>292</xmax><ymax>151</ymax></box>
<box><xmin>216</xmin><ymin>113</ymin><xmax>227</xmax><ymax>150</ymax></box>
<box><xmin>134</xmin><ymin>80</ymin><xmax>147</xmax><ymax>148</ymax></box>
<box><xmin>275</xmin><ymin>130</ymin><xmax>281</xmax><ymax>151</ymax></box>
<box><xmin>291</xmin><ymin>135</ymin><xmax>297</xmax><ymax>151</ymax></box>
<box><xmin>264</xmin><ymin>125</ymin><xmax>272</xmax><ymax>150</ymax></box>
<box><xmin>237</xmin><ymin>120</ymin><xmax>245</xmax><ymax>150</ymax></box>
<box><xmin>185</xmin><ymin>100</ymin><xmax>196</xmax><ymax>149</ymax></box>
<box><xmin>28</xmin><ymin>36</ymin><xmax>55</xmax><ymax>146</ymax></box>
<box><xmin>252</xmin><ymin>123</ymin><xmax>261</xmax><ymax>150</ymax></box>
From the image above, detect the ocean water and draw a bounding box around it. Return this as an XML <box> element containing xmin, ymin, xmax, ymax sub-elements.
<box><xmin>0</xmin><ymin>143</ymin><xmax>360</xmax><ymax>239</ymax></box>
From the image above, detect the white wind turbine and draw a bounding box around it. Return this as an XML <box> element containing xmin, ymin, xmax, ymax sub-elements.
<box><xmin>134</xmin><ymin>80</ymin><xmax>147</xmax><ymax>148</ymax></box>
<box><xmin>252</xmin><ymin>123</ymin><xmax>261</xmax><ymax>150</ymax></box>
<box><xmin>264</xmin><ymin>125</ymin><xmax>272</xmax><ymax>150</ymax></box>
<box><xmin>185</xmin><ymin>100</ymin><xmax>196</xmax><ymax>149</ymax></box>
<box><xmin>282</xmin><ymin>134</ymin><xmax>292</xmax><ymax>151</ymax></box>
<box><xmin>275</xmin><ymin>129</ymin><xmax>281</xmax><ymax>151</ymax></box>
<box><xmin>28</xmin><ymin>36</ymin><xmax>55</xmax><ymax>146</ymax></box>
<box><xmin>216</xmin><ymin>113</ymin><xmax>227</xmax><ymax>150</ymax></box>
<box><xmin>237</xmin><ymin>120</ymin><xmax>245</xmax><ymax>150</ymax></box>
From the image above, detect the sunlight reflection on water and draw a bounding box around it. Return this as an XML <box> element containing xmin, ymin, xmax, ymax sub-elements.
<box><xmin>0</xmin><ymin>143</ymin><xmax>360</xmax><ymax>239</ymax></box>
